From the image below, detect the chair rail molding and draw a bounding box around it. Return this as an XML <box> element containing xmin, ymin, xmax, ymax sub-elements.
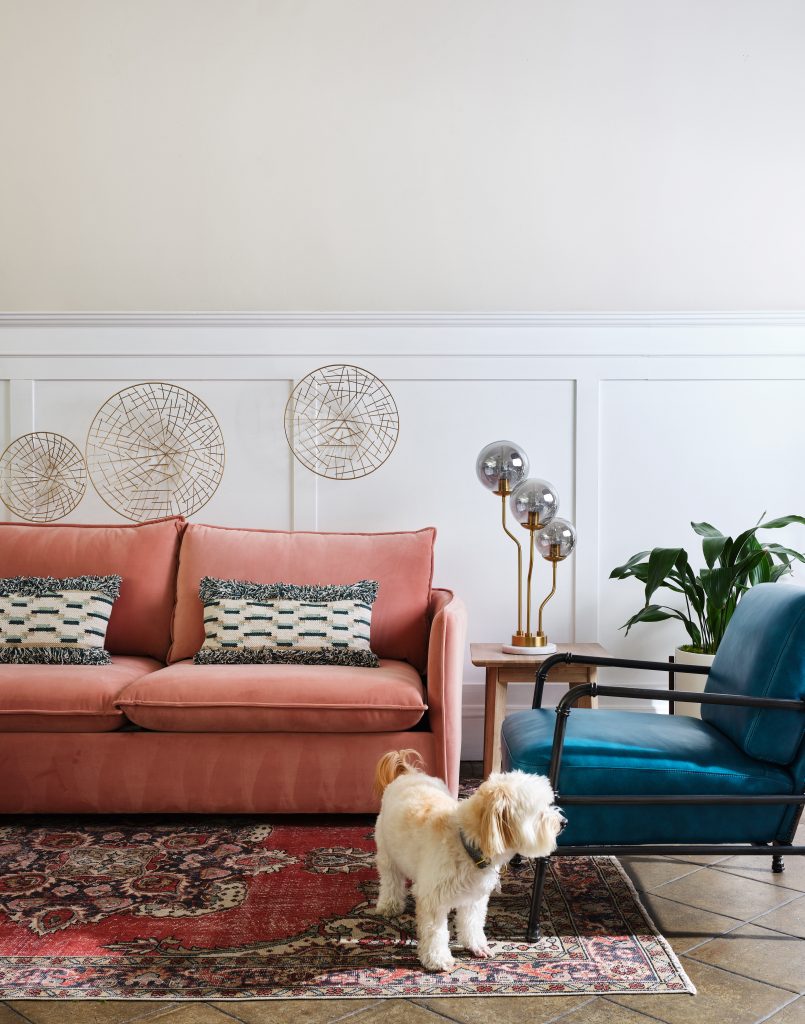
<box><xmin>2</xmin><ymin>310</ymin><xmax>805</xmax><ymax>357</ymax></box>
<box><xmin>2</xmin><ymin>310</ymin><xmax>804</xmax><ymax>756</ymax></box>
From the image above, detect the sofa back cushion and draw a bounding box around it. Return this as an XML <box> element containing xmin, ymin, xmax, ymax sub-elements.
<box><xmin>703</xmin><ymin>583</ymin><xmax>805</xmax><ymax>765</ymax></box>
<box><xmin>0</xmin><ymin>517</ymin><xmax>184</xmax><ymax>661</ymax></box>
<box><xmin>170</xmin><ymin>524</ymin><xmax>435</xmax><ymax>671</ymax></box>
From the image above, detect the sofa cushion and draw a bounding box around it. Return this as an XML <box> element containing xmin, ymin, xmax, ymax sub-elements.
<box><xmin>0</xmin><ymin>517</ymin><xmax>184</xmax><ymax>661</ymax></box>
<box><xmin>0</xmin><ymin>655</ymin><xmax>163</xmax><ymax>732</ymax></box>
<box><xmin>703</xmin><ymin>583</ymin><xmax>805</xmax><ymax>765</ymax></box>
<box><xmin>502</xmin><ymin>708</ymin><xmax>795</xmax><ymax>846</ymax></box>
<box><xmin>116</xmin><ymin>659</ymin><xmax>427</xmax><ymax>732</ymax></box>
<box><xmin>169</xmin><ymin>524</ymin><xmax>435</xmax><ymax>671</ymax></box>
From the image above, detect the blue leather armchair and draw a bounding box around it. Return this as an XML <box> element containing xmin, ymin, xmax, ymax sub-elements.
<box><xmin>501</xmin><ymin>583</ymin><xmax>805</xmax><ymax>940</ymax></box>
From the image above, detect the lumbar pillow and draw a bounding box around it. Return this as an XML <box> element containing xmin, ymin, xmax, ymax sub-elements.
<box><xmin>194</xmin><ymin>578</ymin><xmax>379</xmax><ymax>667</ymax></box>
<box><xmin>0</xmin><ymin>575</ymin><xmax>122</xmax><ymax>665</ymax></box>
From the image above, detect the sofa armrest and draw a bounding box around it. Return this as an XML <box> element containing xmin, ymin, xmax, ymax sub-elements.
<box><xmin>427</xmin><ymin>588</ymin><xmax>467</xmax><ymax>796</ymax></box>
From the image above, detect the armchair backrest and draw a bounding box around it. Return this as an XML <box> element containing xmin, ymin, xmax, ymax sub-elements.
<box><xmin>703</xmin><ymin>583</ymin><xmax>805</xmax><ymax>765</ymax></box>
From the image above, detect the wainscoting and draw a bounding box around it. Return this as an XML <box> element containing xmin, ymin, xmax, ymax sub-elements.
<box><xmin>2</xmin><ymin>312</ymin><xmax>804</xmax><ymax>757</ymax></box>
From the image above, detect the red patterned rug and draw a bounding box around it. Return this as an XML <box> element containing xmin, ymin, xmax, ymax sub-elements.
<box><xmin>0</xmin><ymin>816</ymin><xmax>694</xmax><ymax>998</ymax></box>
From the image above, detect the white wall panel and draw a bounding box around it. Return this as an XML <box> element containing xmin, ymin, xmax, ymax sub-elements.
<box><xmin>599</xmin><ymin>379</ymin><xmax>805</xmax><ymax>697</ymax></box>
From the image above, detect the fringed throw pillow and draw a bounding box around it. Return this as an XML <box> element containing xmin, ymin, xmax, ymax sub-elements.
<box><xmin>194</xmin><ymin>578</ymin><xmax>379</xmax><ymax>667</ymax></box>
<box><xmin>0</xmin><ymin>575</ymin><xmax>122</xmax><ymax>665</ymax></box>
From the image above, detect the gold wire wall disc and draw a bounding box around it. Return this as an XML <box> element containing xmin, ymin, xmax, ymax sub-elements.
<box><xmin>284</xmin><ymin>364</ymin><xmax>399</xmax><ymax>480</ymax></box>
<box><xmin>0</xmin><ymin>432</ymin><xmax>88</xmax><ymax>522</ymax></box>
<box><xmin>86</xmin><ymin>382</ymin><xmax>225</xmax><ymax>521</ymax></box>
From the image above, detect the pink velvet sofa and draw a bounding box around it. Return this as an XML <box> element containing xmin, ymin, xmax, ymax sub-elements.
<box><xmin>0</xmin><ymin>517</ymin><xmax>466</xmax><ymax>814</ymax></box>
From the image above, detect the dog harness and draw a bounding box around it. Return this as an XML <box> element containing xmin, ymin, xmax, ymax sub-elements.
<box><xmin>459</xmin><ymin>829</ymin><xmax>492</xmax><ymax>869</ymax></box>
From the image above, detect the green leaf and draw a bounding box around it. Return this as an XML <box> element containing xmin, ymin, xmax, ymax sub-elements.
<box><xmin>621</xmin><ymin>605</ymin><xmax>676</xmax><ymax>628</ymax></box>
<box><xmin>699</xmin><ymin>566</ymin><xmax>734</xmax><ymax>610</ymax></box>
<box><xmin>609</xmin><ymin>551</ymin><xmax>651</xmax><ymax>579</ymax></box>
<box><xmin>691</xmin><ymin>521</ymin><xmax>723</xmax><ymax>538</ymax></box>
<box><xmin>732</xmin><ymin>527</ymin><xmax>761</xmax><ymax>561</ymax></box>
<box><xmin>758</xmin><ymin>514</ymin><xmax>805</xmax><ymax>530</ymax></box>
<box><xmin>701</xmin><ymin>549</ymin><xmax>769</xmax><ymax>610</ymax></box>
<box><xmin>621</xmin><ymin>604</ymin><xmax>701</xmax><ymax>648</ymax></box>
<box><xmin>764</xmin><ymin>543</ymin><xmax>805</xmax><ymax>564</ymax></box>
<box><xmin>645</xmin><ymin>548</ymin><xmax>684</xmax><ymax>604</ymax></box>
<box><xmin>744</xmin><ymin>536</ymin><xmax>772</xmax><ymax>586</ymax></box>
<box><xmin>771</xmin><ymin>562</ymin><xmax>794</xmax><ymax>582</ymax></box>
<box><xmin>702</xmin><ymin>535</ymin><xmax>729</xmax><ymax>568</ymax></box>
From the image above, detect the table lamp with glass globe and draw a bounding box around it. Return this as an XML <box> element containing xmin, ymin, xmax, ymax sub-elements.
<box><xmin>475</xmin><ymin>441</ymin><xmax>576</xmax><ymax>655</ymax></box>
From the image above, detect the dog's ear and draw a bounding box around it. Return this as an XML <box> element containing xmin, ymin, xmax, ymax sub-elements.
<box><xmin>478</xmin><ymin>783</ymin><xmax>517</xmax><ymax>859</ymax></box>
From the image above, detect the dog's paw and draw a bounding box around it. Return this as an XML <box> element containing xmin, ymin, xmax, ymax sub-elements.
<box><xmin>375</xmin><ymin>900</ymin><xmax>405</xmax><ymax>917</ymax></box>
<box><xmin>419</xmin><ymin>951</ymin><xmax>456</xmax><ymax>972</ymax></box>
<box><xmin>469</xmin><ymin>942</ymin><xmax>493</xmax><ymax>959</ymax></box>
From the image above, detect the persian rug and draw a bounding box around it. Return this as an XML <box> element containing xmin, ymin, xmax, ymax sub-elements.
<box><xmin>0</xmin><ymin>816</ymin><xmax>694</xmax><ymax>999</ymax></box>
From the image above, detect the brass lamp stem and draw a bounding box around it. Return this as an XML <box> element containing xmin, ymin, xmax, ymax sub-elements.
<box><xmin>498</xmin><ymin>486</ymin><xmax>524</xmax><ymax>636</ymax></box>
<box><xmin>525</xmin><ymin>512</ymin><xmax>538</xmax><ymax>635</ymax></box>
<box><xmin>538</xmin><ymin>550</ymin><xmax>560</xmax><ymax>636</ymax></box>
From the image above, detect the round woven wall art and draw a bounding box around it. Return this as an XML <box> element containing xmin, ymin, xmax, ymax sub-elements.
<box><xmin>86</xmin><ymin>382</ymin><xmax>225</xmax><ymax>521</ymax></box>
<box><xmin>0</xmin><ymin>432</ymin><xmax>87</xmax><ymax>522</ymax></box>
<box><xmin>285</xmin><ymin>364</ymin><xmax>399</xmax><ymax>480</ymax></box>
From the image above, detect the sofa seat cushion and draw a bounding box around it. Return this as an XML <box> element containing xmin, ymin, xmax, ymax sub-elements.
<box><xmin>502</xmin><ymin>709</ymin><xmax>795</xmax><ymax>846</ymax></box>
<box><xmin>0</xmin><ymin>656</ymin><xmax>163</xmax><ymax>732</ymax></box>
<box><xmin>116</xmin><ymin>659</ymin><xmax>428</xmax><ymax>732</ymax></box>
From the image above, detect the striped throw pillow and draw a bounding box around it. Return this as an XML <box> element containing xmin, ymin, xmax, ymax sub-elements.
<box><xmin>0</xmin><ymin>575</ymin><xmax>122</xmax><ymax>665</ymax></box>
<box><xmin>194</xmin><ymin>578</ymin><xmax>379</xmax><ymax>667</ymax></box>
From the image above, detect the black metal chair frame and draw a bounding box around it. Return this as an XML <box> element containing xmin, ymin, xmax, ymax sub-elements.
<box><xmin>525</xmin><ymin>652</ymin><xmax>805</xmax><ymax>941</ymax></box>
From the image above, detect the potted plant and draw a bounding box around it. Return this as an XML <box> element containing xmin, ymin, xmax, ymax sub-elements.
<box><xmin>610</xmin><ymin>514</ymin><xmax>805</xmax><ymax>715</ymax></box>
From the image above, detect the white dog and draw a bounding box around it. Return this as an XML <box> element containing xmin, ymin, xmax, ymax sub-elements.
<box><xmin>373</xmin><ymin>750</ymin><xmax>565</xmax><ymax>972</ymax></box>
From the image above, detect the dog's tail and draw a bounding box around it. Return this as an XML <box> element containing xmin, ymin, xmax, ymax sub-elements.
<box><xmin>374</xmin><ymin>749</ymin><xmax>424</xmax><ymax>799</ymax></box>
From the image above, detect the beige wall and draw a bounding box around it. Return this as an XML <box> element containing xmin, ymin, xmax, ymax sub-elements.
<box><xmin>1</xmin><ymin>0</ymin><xmax>804</xmax><ymax>311</ymax></box>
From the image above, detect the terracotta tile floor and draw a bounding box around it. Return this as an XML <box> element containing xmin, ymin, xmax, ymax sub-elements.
<box><xmin>2</xmin><ymin>765</ymin><xmax>803</xmax><ymax>1024</ymax></box>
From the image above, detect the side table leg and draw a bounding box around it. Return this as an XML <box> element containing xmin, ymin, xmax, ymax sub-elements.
<box><xmin>483</xmin><ymin>670</ymin><xmax>508</xmax><ymax>777</ymax></box>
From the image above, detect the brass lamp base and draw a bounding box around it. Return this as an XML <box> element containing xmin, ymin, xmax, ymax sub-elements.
<box><xmin>502</xmin><ymin>633</ymin><xmax>557</xmax><ymax>656</ymax></box>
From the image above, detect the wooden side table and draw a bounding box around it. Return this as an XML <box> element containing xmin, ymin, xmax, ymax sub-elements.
<box><xmin>470</xmin><ymin>642</ymin><xmax>608</xmax><ymax>777</ymax></box>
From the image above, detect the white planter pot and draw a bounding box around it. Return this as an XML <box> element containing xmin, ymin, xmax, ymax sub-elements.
<box><xmin>672</xmin><ymin>647</ymin><xmax>716</xmax><ymax>718</ymax></box>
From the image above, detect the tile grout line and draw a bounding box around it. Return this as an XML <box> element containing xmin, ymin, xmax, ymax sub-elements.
<box><xmin>123</xmin><ymin>1004</ymin><xmax>199</xmax><ymax>1023</ymax></box>
<box><xmin>538</xmin><ymin>995</ymin><xmax>604</xmax><ymax>1024</ymax></box>
<box><xmin>600</xmin><ymin>994</ymin><xmax>688</xmax><ymax>1024</ymax></box>
<box><xmin>329</xmin><ymin>999</ymin><xmax>387</xmax><ymax>1024</ymax></box>
<box><xmin>632</xmin><ymin>886</ymin><xmax>747</xmax><ymax>925</ymax></box>
<box><xmin>197</xmin><ymin>1000</ymin><xmax>251</xmax><ymax>1023</ymax></box>
<box><xmin>401</xmin><ymin>999</ymin><xmax>476</xmax><ymax>1024</ymax></box>
<box><xmin>752</xmin><ymin>993</ymin><xmax>804</xmax><ymax>1024</ymax></box>
<box><xmin>0</xmin><ymin>1002</ymin><xmax>35</xmax><ymax>1024</ymax></box>
<box><xmin>680</xmin><ymin>890</ymin><xmax>805</xmax><ymax>956</ymax></box>
<box><xmin>682</xmin><ymin>949</ymin><xmax>804</xmax><ymax>997</ymax></box>
<box><xmin>678</xmin><ymin>953</ymin><xmax>800</xmax><ymax>997</ymax></box>
<box><xmin>709</xmin><ymin>862</ymin><xmax>805</xmax><ymax>896</ymax></box>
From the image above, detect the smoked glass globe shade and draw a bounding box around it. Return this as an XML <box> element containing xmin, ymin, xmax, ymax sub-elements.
<box><xmin>509</xmin><ymin>478</ymin><xmax>559</xmax><ymax>528</ymax></box>
<box><xmin>536</xmin><ymin>517</ymin><xmax>576</xmax><ymax>560</ymax></box>
<box><xmin>475</xmin><ymin>441</ymin><xmax>529</xmax><ymax>493</ymax></box>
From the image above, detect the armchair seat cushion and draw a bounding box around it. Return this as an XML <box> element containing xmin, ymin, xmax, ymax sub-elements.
<box><xmin>116</xmin><ymin>658</ymin><xmax>427</xmax><ymax>733</ymax></box>
<box><xmin>0</xmin><ymin>656</ymin><xmax>163</xmax><ymax>732</ymax></box>
<box><xmin>502</xmin><ymin>709</ymin><xmax>795</xmax><ymax>846</ymax></box>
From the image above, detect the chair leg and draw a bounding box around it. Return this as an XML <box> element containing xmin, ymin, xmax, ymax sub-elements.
<box><xmin>772</xmin><ymin>842</ymin><xmax>788</xmax><ymax>874</ymax></box>
<box><xmin>526</xmin><ymin>857</ymin><xmax>550</xmax><ymax>941</ymax></box>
